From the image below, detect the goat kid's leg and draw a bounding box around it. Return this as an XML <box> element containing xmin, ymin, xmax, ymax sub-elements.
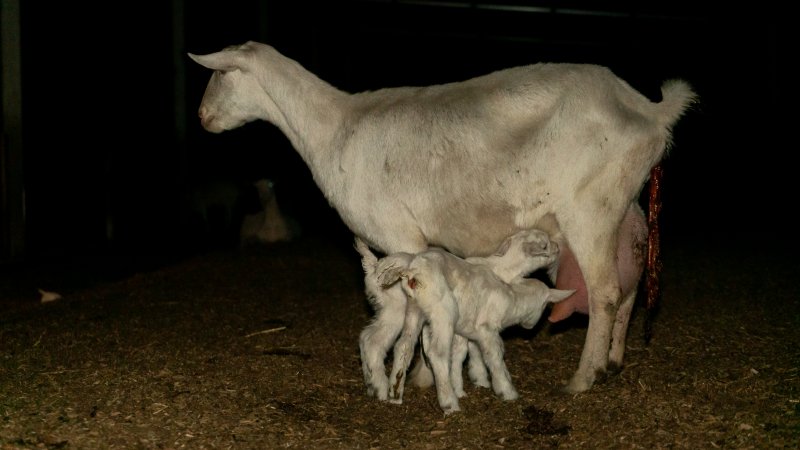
<box><xmin>466</xmin><ymin>341</ymin><xmax>490</xmax><ymax>388</ymax></box>
<box><xmin>450</xmin><ymin>334</ymin><xmax>469</xmax><ymax>398</ymax></box>
<box><xmin>421</xmin><ymin>316</ymin><xmax>459</xmax><ymax>414</ymax></box>
<box><xmin>359</xmin><ymin>283</ymin><xmax>406</xmax><ymax>400</ymax></box>
<box><xmin>408</xmin><ymin>352</ymin><xmax>435</xmax><ymax>389</ymax></box>
<box><xmin>387</xmin><ymin>303</ymin><xmax>424</xmax><ymax>404</ymax></box>
<box><xmin>475</xmin><ymin>330</ymin><xmax>518</xmax><ymax>401</ymax></box>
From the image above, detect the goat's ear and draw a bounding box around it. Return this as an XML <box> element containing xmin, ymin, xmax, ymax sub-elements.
<box><xmin>549</xmin><ymin>289</ymin><xmax>575</xmax><ymax>304</ymax></box>
<box><xmin>187</xmin><ymin>50</ymin><xmax>245</xmax><ymax>72</ymax></box>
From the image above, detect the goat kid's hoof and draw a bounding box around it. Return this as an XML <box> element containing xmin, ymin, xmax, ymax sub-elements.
<box><xmin>499</xmin><ymin>390</ymin><xmax>519</xmax><ymax>401</ymax></box>
<box><xmin>442</xmin><ymin>405</ymin><xmax>461</xmax><ymax>416</ymax></box>
<box><xmin>388</xmin><ymin>387</ymin><xmax>404</xmax><ymax>404</ymax></box>
<box><xmin>471</xmin><ymin>379</ymin><xmax>491</xmax><ymax>389</ymax></box>
<box><xmin>367</xmin><ymin>383</ymin><xmax>389</xmax><ymax>401</ymax></box>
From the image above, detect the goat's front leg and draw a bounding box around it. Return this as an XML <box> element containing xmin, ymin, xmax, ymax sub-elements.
<box><xmin>359</xmin><ymin>282</ymin><xmax>406</xmax><ymax>400</ymax></box>
<box><xmin>475</xmin><ymin>330</ymin><xmax>518</xmax><ymax>401</ymax></box>
<box><xmin>387</xmin><ymin>303</ymin><xmax>424</xmax><ymax>404</ymax></box>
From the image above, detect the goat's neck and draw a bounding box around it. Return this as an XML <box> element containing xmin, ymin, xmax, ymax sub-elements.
<box><xmin>253</xmin><ymin>49</ymin><xmax>348</xmax><ymax>165</ymax></box>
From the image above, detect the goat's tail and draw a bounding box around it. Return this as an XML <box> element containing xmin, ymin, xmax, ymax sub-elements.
<box><xmin>656</xmin><ymin>79</ymin><xmax>698</xmax><ymax>129</ymax></box>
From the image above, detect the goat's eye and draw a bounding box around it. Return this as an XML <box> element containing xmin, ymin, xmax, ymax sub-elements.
<box><xmin>407</xmin><ymin>278</ymin><xmax>417</xmax><ymax>289</ymax></box>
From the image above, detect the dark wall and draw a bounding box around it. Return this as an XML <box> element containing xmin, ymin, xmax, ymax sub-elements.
<box><xmin>16</xmin><ymin>1</ymin><xmax>791</xmax><ymax>260</ymax></box>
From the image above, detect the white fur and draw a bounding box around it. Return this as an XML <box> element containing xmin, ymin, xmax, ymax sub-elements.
<box><xmin>189</xmin><ymin>41</ymin><xmax>696</xmax><ymax>395</ymax></box>
<box><xmin>357</xmin><ymin>230</ymin><xmax>570</xmax><ymax>414</ymax></box>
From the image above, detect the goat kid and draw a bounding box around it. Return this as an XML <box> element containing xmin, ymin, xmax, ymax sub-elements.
<box><xmin>357</xmin><ymin>230</ymin><xmax>571</xmax><ymax>414</ymax></box>
<box><xmin>189</xmin><ymin>41</ymin><xmax>696</xmax><ymax>395</ymax></box>
<box><xmin>356</xmin><ymin>228</ymin><xmax>558</xmax><ymax>401</ymax></box>
<box><xmin>356</xmin><ymin>229</ymin><xmax>565</xmax><ymax>411</ymax></box>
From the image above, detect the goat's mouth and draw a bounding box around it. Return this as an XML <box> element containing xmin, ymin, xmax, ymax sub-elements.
<box><xmin>200</xmin><ymin>117</ymin><xmax>225</xmax><ymax>134</ymax></box>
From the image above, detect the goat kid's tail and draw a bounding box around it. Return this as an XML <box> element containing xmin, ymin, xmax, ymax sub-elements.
<box><xmin>354</xmin><ymin>237</ymin><xmax>378</xmax><ymax>274</ymax></box>
<box><xmin>656</xmin><ymin>79</ymin><xmax>698</xmax><ymax>129</ymax></box>
<box><xmin>375</xmin><ymin>255</ymin><xmax>414</xmax><ymax>289</ymax></box>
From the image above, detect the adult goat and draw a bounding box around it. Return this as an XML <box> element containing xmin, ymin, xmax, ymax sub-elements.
<box><xmin>189</xmin><ymin>41</ymin><xmax>696</xmax><ymax>394</ymax></box>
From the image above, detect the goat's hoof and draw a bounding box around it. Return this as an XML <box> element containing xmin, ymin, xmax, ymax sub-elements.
<box><xmin>606</xmin><ymin>361</ymin><xmax>623</xmax><ymax>375</ymax></box>
<box><xmin>563</xmin><ymin>375</ymin><xmax>593</xmax><ymax>394</ymax></box>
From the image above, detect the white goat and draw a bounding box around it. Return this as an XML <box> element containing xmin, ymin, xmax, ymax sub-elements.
<box><xmin>356</xmin><ymin>230</ymin><xmax>570</xmax><ymax>414</ymax></box>
<box><xmin>189</xmin><ymin>41</ymin><xmax>696</xmax><ymax>395</ymax></box>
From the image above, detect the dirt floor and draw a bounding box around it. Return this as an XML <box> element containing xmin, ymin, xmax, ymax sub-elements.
<box><xmin>1</xmin><ymin>231</ymin><xmax>798</xmax><ymax>449</ymax></box>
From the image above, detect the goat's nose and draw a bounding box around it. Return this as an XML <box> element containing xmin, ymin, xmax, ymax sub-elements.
<box><xmin>198</xmin><ymin>106</ymin><xmax>206</xmax><ymax>120</ymax></box>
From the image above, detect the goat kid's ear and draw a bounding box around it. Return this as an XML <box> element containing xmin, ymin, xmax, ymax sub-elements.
<box><xmin>493</xmin><ymin>237</ymin><xmax>512</xmax><ymax>256</ymax></box>
<box><xmin>187</xmin><ymin>50</ymin><xmax>245</xmax><ymax>72</ymax></box>
<box><xmin>549</xmin><ymin>289</ymin><xmax>575</xmax><ymax>304</ymax></box>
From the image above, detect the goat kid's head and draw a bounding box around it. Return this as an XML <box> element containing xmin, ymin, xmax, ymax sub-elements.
<box><xmin>519</xmin><ymin>282</ymin><xmax>575</xmax><ymax>329</ymax></box>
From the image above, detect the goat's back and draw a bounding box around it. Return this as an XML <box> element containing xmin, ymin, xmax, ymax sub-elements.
<box><xmin>342</xmin><ymin>64</ymin><xmax>695</xmax><ymax>256</ymax></box>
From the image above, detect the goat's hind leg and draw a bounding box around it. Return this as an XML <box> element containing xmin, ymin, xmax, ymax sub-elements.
<box><xmin>359</xmin><ymin>283</ymin><xmax>406</xmax><ymax>400</ymax></box>
<box><xmin>421</xmin><ymin>314</ymin><xmax>459</xmax><ymax>414</ymax></box>
<box><xmin>466</xmin><ymin>341</ymin><xmax>490</xmax><ymax>388</ymax></box>
<box><xmin>387</xmin><ymin>303</ymin><xmax>424</xmax><ymax>404</ymax></box>
<box><xmin>475</xmin><ymin>331</ymin><xmax>518</xmax><ymax>401</ymax></box>
<box><xmin>561</xmin><ymin>210</ymin><xmax>623</xmax><ymax>394</ymax></box>
<box><xmin>609</xmin><ymin>203</ymin><xmax>648</xmax><ymax>373</ymax></box>
<box><xmin>608</xmin><ymin>287</ymin><xmax>637</xmax><ymax>373</ymax></box>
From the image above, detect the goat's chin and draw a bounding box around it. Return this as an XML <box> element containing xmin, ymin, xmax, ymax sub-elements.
<box><xmin>201</xmin><ymin>118</ymin><xmax>246</xmax><ymax>133</ymax></box>
<box><xmin>199</xmin><ymin>120</ymin><xmax>224</xmax><ymax>133</ymax></box>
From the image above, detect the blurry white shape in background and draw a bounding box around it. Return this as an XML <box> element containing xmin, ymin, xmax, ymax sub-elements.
<box><xmin>240</xmin><ymin>179</ymin><xmax>300</xmax><ymax>245</ymax></box>
<box><xmin>38</xmin><ymin>288</ymin><xmax>62</xmax><ymax>303</ymax></box>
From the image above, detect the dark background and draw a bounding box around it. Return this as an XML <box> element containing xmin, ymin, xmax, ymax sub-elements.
<box><xmin>1</xmin><ymin>1</ymin><xmax>792</xmax><ymax>273</ymax></box>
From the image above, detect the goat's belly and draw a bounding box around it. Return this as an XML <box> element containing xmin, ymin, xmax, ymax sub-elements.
<box><xmin>548</xmin><ymin>205</ymin><xmax>647</xmax><ymax>322</ymax></box>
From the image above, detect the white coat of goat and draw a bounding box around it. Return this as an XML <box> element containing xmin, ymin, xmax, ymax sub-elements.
<box><xmin>189</xmin><ymin>41</ymin><xmax>696</xmax><ymax>395</ymax></box>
